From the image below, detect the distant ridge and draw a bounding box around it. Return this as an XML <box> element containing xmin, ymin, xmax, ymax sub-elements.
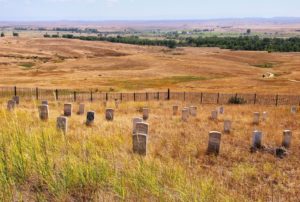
<box><xmin>1</xmin><ymin>17</ymin><xmax>300</xmax><ymax>25</ymax></box>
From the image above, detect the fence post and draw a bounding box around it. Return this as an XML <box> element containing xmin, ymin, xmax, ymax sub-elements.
<box><xmin>167</xmin><ymin>88</ymin><xmax>170</xmax><ymax>100</ymax></box>
<box><xmin>74</xmin><ymin>91</ymin><xmax>77</xmax><ymax>102</ymax></box>
<box><xmin>254</xmin><ymin>93</ymin><xmax>257</xmax><ymax>105</ymax></box>
<box><xmin>275</xmin><ymin>94</ymin><xmax>278</xmax><ymax>106</ymax></box>
<box><xmin>36</xmin><ymin>87</ymin><xmax>39</xmax><ymax>100</ymax></box>
<box><xmin>146</xmin><ymin>92</ymin><xmax>148</xmax><ymax>101</ymax></box>
<box><xmin>217</xmin><ymin>93</ymin><xmax>220</xmax><ymax>104</ymax></box>
<box><xmin>14</xmin><ymin>86</ymin><xmax>17</xmax><ymax>96</ymax></box>
<box><xmin>134</xmin><ymin>92</ymin><xmax>136</xmax><ymax>102</ymax></box>
<box><xmin>200</xmin><ymin>92</ymin><xmax>203</xmax><ymax>104</ymax></box>
<box><xmin>106</xmin><ymin>93</ymin><xmax>108</xmax><ymax>101</ymax></box>
<box><xmin>120</xmin><ymin>93</ymin><xmax>122</xmax><ymax>102</ymax></box>
<box><xmin>157</xmin><ymin>92</ymin><xmax>159</xmax><ymax>100</ymax></box>
<box><xmin>90</xmin><ymin>91</ymin><xmax>93</xmax><ymax>102</ymax></box>
<box><xmin>183</xmin><ymin>92</ymin><xmax>186</xmax><ymax>101</ymax></box>
<box><xmin>55</xmin><ymin>89</ymin><xmax>58</xmax><ymax>100</ymax></box>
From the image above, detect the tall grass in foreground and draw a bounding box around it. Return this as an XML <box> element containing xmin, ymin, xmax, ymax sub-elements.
<box><xmin>0</xmin><ymin>100</ymin><xmax>299</xmax><ymax>201</ymax></box>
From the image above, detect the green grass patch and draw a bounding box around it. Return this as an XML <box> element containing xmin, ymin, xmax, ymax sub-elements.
<box><xmin>107</xmin><ymin>76</ymin><xmax>206</xmax><ymax>91</ymax></box>
<box><xmin>19</xmin><ymin>62</ymin><xmax>35</xmax><ymax>69</ymax></box>
<box><xmin>252</xmin><ymin>62</ymin><xmax>275</xmax><ymax>68</ymax></box>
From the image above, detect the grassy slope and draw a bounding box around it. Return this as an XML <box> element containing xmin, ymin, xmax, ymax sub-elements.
<box><xmin>1</xmin><ymin>37</ymin><xmax>300</xmax><ymax>93</ymax></box>
<box><xmin>0</xmin><ymin>99</ymin><xmax>299</xmax><ymax>201</ymax></box>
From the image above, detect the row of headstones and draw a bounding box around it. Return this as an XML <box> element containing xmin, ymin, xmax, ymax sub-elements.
<box><xmin>38</xmin><ymin>101</ymin><xmax>150</xmax><ymax>132</ymax></box>
<box><xmin>39</xmin><ymin>103</ymin><xmax>116</xmax><ymax>133</ymax></box>
<box><xmin>178</xmin><ymin>106</ymin><xmax>224</xmax><ymax>121</ymax></box>
<box><xmin>5</xmin><ymin>99</ymin><xmax>296</xmax><ymax>157</ymax></box>
<box><xmin>207</xmin><ymin>129</ymin><xmax>292</xmax><ymax>156</ymax></box>
<box><xmin>6</xmin><ymin>96</ymin><xmax>298</xmax><ymax>116</ymax></box>
<box><xmin>175</xmin><ymin>106</ymin><xmax>232</xmax><ymax>133</ymax></box>
<box><xmin>6</xmin><ymin>98</ymin><xmax>120</xmax><ymax>111</ymax></box>
<box><xmin>171</xmin><ymin>105</ymin><xmax>293</xmax><ymax>157</ymax></box>
<box><xmin>37</xmin><ymin>101</ymin><xmax>148</xmax><ymax>156</ymax></box>
<box><xmin>132</xmin><ymin>123</ymin><xmax>293</xmax><ymax>156</ymax></box>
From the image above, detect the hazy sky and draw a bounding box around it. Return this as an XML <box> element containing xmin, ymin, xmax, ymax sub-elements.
<box><xmin>0</xmin><ymin>0</ymin><xmax>299</xmax><ymax>21</ymax></box>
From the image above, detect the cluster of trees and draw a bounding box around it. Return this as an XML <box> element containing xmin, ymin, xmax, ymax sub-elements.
<box><xmin>0</xmin><ymin>32</ymin><xmax>20</xmax><ymax>37</ymax></box>
<box><xmin>44</xmin><ymin>33</ymin><xmax>59</xmax><ymax>38</ymax></box>
<box><xmin>43</xmin><ymin>32</ymin><xmax>300</xmax><ymax>52</ymax></box>
<box><xmin>14</xmin><ymin>27</ymin><xmax>27</xmax><ymax>31</ymax></box>
<box><xmin>181</xmin><ymin>36</ymin><xmax>300</xmax><ymax>52</ymax></box>
<box><xmin>52</xmin><ymin>28</ymin><xmax>100</xmax><ymax>34</ymax></box>
<box><xmin>53</xmin><ymin>27</ymin><xmax>81</xmax><ymax>32</ymax></box>
<box><xmin>59</xmin><ymin>34</ymin><xmax>177</xmax><ymax>48</ymax></box>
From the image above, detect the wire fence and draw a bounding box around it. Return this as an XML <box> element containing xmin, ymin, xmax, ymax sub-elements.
<box><xmin>1</xmin><ymin>86</ymin><xmax>300</xmax><ymax>106</ymax></box>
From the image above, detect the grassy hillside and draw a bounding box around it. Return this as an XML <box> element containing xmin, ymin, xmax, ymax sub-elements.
<box><xmin>1</xmin><ymin>38</ymin><xmax>300</xmax><ymax>93</ymax></box>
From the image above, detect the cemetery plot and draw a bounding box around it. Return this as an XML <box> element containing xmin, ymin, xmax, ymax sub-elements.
<box><xmin>0</xmin><ymin>100</ymin><xmax>300</xmax><ymax>201</ymax></box>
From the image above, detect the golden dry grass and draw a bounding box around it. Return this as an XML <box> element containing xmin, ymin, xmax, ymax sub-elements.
<box><xmin>1</xmin><ymin>37</ymin><xmax>300</xmax><ymax>93</ymax></box>
<box><xmin>0</xmin><ymin>99</ymin><xmax>299</xmax><ymax>201</ymax></box>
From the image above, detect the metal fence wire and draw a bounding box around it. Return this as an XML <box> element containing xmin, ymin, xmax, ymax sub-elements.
<box><xmin>0</xmin><ymin>86</ymin><xmax>299</xmax><ymax>106</ymax></box>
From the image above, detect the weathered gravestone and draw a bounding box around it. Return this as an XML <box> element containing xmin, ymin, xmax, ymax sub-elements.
<box><xmin>143</xmin><ymin>108</ymin><xmax>149</xmax><ymax>120</ymax></box>
<box><xmin>86</xmin><ymin>111</ymin><xmax>95</xmax><ymax>126</ymax></box>
<box><xmin>64</xmin><ymin>103</ymin><xmax>72</xmax><ymax>117</ymax></box>
<box><xmin>173</xmin><ymin>105</ymin><xmax>179</xmax><ymax>115</ymax></box>
<box><xmin>136</xmin><ymin>122</ymin><xmax>149</xmax><ymax>135</ymax></box>
<box><xmin>224</xmin><ymin>120</ymin><xmax>232</xmax><ymax>133</ymax></box>
<box><xmin>207</xmin><ymin>131</ymin><xmax>222</xmax><ymax>155</ymax></box>
<box><xmin>291</xmin><ymin>106</ymin><xmax>297</xmax><ymax>114</ymax></box>
<box><xmin>211</xmin><ymin>110</ymin><xmax>218</xmax><ymax>120</ymax></box>
<box><xmin>39</xmin><ymin>104</ymin><xmax>49</xmax><ymax>121</ymax></box>
<box><xmin>106</xmin><ymin>108</ymin><xmax>114</xmax><ymax>121</ymax></box>
<box><xmin>189</xmin><ymin>106</ymin><xmax>197</xmax><ymax>117</ymax></box>
<box><xmin>182</xmin><ymin>108</ymin><xmax>189</xmax><ymax>121</ymax></box>
<box><xmin>262</xmin><ymin>111</ymin><xmax>268</xmax><ymax>121</ymax></box>
<box><xmin>77</xmin><ymin>103</ymin><xmax>85</xmax><ymax>115</ymax></box>
<box><xmin>41</xmin><ymin>100</ymin><xmax>48</xmax><ymax>105</ymax></box>
<box><xmin>219</xmin><ymin>106</ymin><xmax>224</xmax><ymax>114</ymax></box>
<box><xmin>252</xmin><ymin>130</ymin><xmax>263</xmax><ymax>149</ymax></box>
<box><xmin>12</xmin><ymin>96</ymin><xmax>19</xmax><ymax>105</ymax></box>
<box><xmin>132</xmin><ymin>117</ymin><xmax>143</xmax><ymax>134</ymax></box>
<box><xmin>7</xmin><ymin>100</ymin><xmax>16</xmax><ymax>111</ymax></box>
<box><xmin>132</xmin><ymin>133</ymin><xmax>148</xmax><ymax>156</ymax></box>
<box><xmin>115</xmin><ymin>99</ymin><xmax>119</xmax><ymax>109</ymax></box>
<box><xmin>133</xmin><ymin>122</ymin><xmax>149</xmax><ymax>155</ymax></box>
<box><xmin>57</xmin><ymin>116</ymin><xmax>68</xmax><ymax>134</ymax></box>
<box><xmin>253</xmin><ymin>112</ymin><xmax>260</xmax><ymax>125</ymax></box>
<box><xmin>282</xmin><ymin>130</ymin><xmax>292</xmax><ymax>148</ymax></box>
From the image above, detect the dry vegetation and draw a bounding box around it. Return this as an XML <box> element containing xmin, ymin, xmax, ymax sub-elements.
<box><xmin>0</xmin><ymin>37</ymin><xmax>300</xmax><ymax>93</ymax></box>
<box><xmin>0</xmin><ymin>99</ymin><xmax>300</xmax><ymax>201</ymax></box>
<box><xmin>1</xmin><ymin>34</ymin><xmax>300</xmax><ymax>201</ymax></box>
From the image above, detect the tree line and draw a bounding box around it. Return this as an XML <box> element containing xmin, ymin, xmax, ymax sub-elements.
<box><xmin>0</xmin><ymin>32</ymin><xmax>19</xmax><ymax>37</ymax></box>
<box><xmin>181</xmin><ymin>36</ymin><xmax>300</xmax><ymax>52</ymax></box>
<box><xmin>55</xmin><ymin>34</ymin><xmax>177</xmax><ymax>49</ymax></box>
<box><xmin>43</xmin><ymin>33</ymin><xmax>300</xmax><ymax>52</ymax></box>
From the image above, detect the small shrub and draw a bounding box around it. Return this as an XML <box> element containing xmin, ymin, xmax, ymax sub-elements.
<box><xmin>228</xmin><ymin>96</ymin><xmax>246</xmax><ymax>104</ymax></box>
<box><xmin>43</xmin><ymin>33</ymin><xmax>50</xmax><ymax>38</ymax></box>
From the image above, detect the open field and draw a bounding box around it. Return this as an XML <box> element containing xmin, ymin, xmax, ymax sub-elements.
<box><xmin>0</xmin><ymin>99</ymin><xmax>299</xmax><ymax>201</ymax></box>
<box><xmin>1</xmin><ymin>37</ymin><xmax>300</xmax><ymax>94</ymax></box>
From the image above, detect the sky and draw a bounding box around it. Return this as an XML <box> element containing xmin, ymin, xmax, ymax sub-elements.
<box><xmin>0</xmin><ymin>0</ymin><xmax>299</xmax><ymax>21</ymax></box>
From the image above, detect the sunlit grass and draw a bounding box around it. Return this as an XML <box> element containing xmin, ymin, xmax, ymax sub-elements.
<box><xmin>107</xmin><ymin>76</ymin><xmax>207</xmax><ymax>91</ymax></box>
<box><xmin>0</xmin><ymin>100</ymin><xmax>299</xmax><ymax>201</ymax></box>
